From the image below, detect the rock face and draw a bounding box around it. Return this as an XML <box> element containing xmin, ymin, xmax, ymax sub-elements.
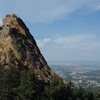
<box><xmin>0</xmin><ymin>14</ymin><xmax>59</xmax><ymax>82</ymax></box>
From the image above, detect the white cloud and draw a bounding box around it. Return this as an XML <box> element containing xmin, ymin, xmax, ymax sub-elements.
<box><xmin>36</xmin><ymin>34</ymin><xmax>100</xmax><ymax>61</ymax></box>
<box><xmin>0</xmin><ymin>19</ymin><xmax>2</xmax><ymax>26</ymax></box>
<box><xmin>82</xmin><ymin>42</ymin><xmax>100</xmax><ymax>49</ymax></box>
<box><xmin>37</xmin><ymin>34</ymin><xmax>100</xmax><ymax>49</ymax></box>
<box><xmin>36</xmin><ymin>38</ymin><xmax>51</xmax><ymax>48</ymax></box>
<box><xmin>54</xmin><ymin>34</ymin><xmax>96</xmax><ymax>47</ymax></box>
<box><xmin>54</xmin><ymin>35</ymin><xmax>89</xmax><ymax>44</ymax></box>
<box><xmin>0</xmin><ymin>0</ymin><xmax>100</xmax><ymax>23</ymax></box>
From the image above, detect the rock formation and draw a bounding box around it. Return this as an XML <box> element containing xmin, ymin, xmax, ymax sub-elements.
<box><xmin>0</xmin><ymin>14</ymin><xmax>60</xmax><ymax>82</ymax></box>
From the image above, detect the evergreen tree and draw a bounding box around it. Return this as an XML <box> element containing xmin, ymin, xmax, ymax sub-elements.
<box><xmin>0</xmin><ymin>65</ymin><xmax>99</xmax><ymax>100</ymax></box>
<box><xmin>87</xmin><ymin>92</ymin><xmax>95</xmax><ymax>100</ymax></box>
<box><xmin>77</xmin><ymin>86</ymin><xmax>87</xmax><ymax>100</ymax></box>
<box><xmin>17</xmin><ymin>70</ymin><xmax>37</xmax><ymax>100</ymax></box>
<box><xmin>0</xmin><ymin>67</ymin><xmax>20</xmax><ymax>100</ymax></box>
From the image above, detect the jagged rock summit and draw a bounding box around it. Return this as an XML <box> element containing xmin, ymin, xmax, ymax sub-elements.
<box><xmin>0</xmin><ymin>14</ymin><xmax>59</xmax><ymax>82</ymax></box>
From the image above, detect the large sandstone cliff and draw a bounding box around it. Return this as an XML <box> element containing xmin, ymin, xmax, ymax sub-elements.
<box><xmin>0</xmin><ymin>14</ymin><xmax>60</xmax><ymax>82</ymax></box>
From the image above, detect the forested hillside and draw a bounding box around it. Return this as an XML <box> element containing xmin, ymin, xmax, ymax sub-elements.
<box><xmin>0</xmin><ymin>65</ymin><xmax>100</xmax><ymax>100</ymax></box>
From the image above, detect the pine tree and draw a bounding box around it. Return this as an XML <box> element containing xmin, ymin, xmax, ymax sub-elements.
<box><xmin>77</xmin><ymin>86</ymin><xmax>87</xmax><ymax>100</ymax></box>
<box><xmin>87</xmin><ymin>92</ymin><xmax>95</xmax><ymax>100</ymax></box>
<box><xmin>17</xmin><ymin>70</ymin><xmax>36</xmax><ymax>100</ymax></box>
<box><xmin>0</xmin><ymin>67</ymin><xmax>20</xmax><ymax>100</ymax></box>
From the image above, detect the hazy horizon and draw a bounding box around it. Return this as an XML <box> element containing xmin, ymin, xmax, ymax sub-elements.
<box><xmin>48</xmin><ymin>60</ymin><xmax>100</xmax><ymax>64</ymax></box>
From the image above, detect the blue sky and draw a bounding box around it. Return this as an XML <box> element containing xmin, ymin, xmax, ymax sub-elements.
<box><xmin>0</xmin><ymin>0</ymin><xmax>100</xmax><ymax>62</ymax></box>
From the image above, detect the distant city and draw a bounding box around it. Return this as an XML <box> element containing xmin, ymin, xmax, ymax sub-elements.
<box><xmin>49</xmin><ymin>61</ymin><xmax>100</xmax><ymax>90</ymax></box>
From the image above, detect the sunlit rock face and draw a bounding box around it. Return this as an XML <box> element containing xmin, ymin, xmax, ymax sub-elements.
<box><xmin>0</xmin><ymin>14</ymin><xmax>60</xmax><ymax>82</ymax></box>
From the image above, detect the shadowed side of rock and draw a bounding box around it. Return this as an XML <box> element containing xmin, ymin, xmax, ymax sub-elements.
<box><xmin>0</xmin><ymin>14</ymin><xmax>61</xmax><ymax>83</ymax></box>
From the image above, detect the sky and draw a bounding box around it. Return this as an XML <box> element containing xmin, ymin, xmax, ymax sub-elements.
<box><xmin>0</xmin><ymin>0</ymin><xmax>100</xmax><ymax>63</ymax></box>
